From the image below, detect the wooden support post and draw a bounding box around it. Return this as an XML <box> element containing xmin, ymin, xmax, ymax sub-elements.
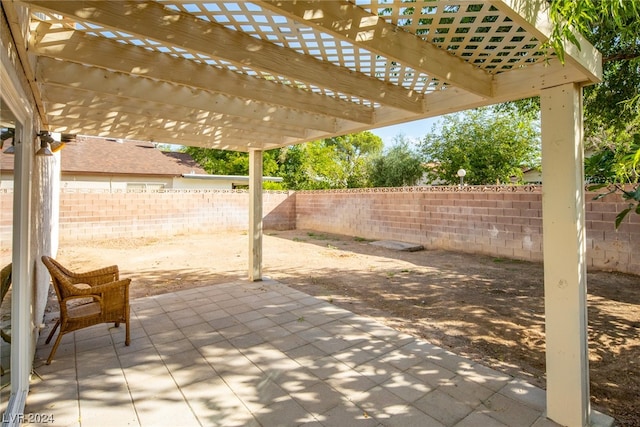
<box><xmin>540</xmin><ymin>83</ymin><xmax>590</xmax><ymax>426</ymax></box>
<box><xmin>248</xmin><ymin>149</ymin><xmax>263</xmax><ymax>281</ymax></box>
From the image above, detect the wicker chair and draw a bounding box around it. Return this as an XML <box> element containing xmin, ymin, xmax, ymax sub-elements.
<box><xmin>41</xmin><ymin>256</ymin><xmax>131</xmax><ymax>364</ymax></box>
<box><xmin>1</xmin><ymin>263</ymin><xmax>11</xmax><ymax>375</ymax></box>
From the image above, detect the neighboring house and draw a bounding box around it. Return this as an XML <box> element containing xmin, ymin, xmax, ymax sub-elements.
<box><xmin>417</xmin><ymin>162</ymin><xmax>446</xmax><ymax>186</ymax></box>
<box><xmin>522</xmin><ymin>167</ymin><xmax>543</xmax><ymax>184</ymax></box>
<box><xmin>417</xmin><ymin>162</ymin><xmax>544</xmax><ymax>186</ymax></box>
<box><xmin>61</xmin><ymin>136</ymin><xmax>209</xmax><ymax>190</ymax></box>
<box><xmin>2</xmin><ymin>136</ymin><xmax>283</xmax><ymax>190</ymax></box>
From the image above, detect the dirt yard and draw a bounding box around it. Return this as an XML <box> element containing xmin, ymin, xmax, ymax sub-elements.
<box><xmin>43</xmin><ymin>230</ymin><xmax>640</xmax><ymax>426</ymax></box>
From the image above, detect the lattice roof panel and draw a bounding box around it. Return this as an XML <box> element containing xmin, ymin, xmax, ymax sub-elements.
<box><xmin>7</xmin><ymin>0</ymin><xmax>600</xmax><ymax>151</ymax></box>
<box><xmin>358</xmin><ymin>0</ymin><xmax>548</xmax><ymax>73</ymax></box>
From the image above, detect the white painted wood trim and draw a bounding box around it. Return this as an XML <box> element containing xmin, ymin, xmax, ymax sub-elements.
<box><xmin>1</xmin><ymin>31</ymin><xmax>36</xmax><ymax>426</ymax></box>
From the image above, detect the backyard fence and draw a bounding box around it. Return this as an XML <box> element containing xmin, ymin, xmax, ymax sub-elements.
<box><xmin>1</xmin><ymin>186</ymin><xmax>638</xmax><ymax>275</ymax></box>
<box><xmin>295</xmin><ymin>186</ymin><xmax>639</xmax><ymax>275</ymax></box>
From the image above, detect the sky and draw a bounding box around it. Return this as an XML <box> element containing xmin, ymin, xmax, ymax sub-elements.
<box><xmin>369</xmin><ymin>117</ymin><xmax>441</xmax><ymax>148</ymax></box>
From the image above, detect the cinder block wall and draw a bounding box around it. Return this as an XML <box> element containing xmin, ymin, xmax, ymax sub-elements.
<box><xmin>2</xmin><ymin>186</ymin><xmax>637</xmax><ymax>275</ymax></box>
<box><xmin>57</xmin><ymin>189</ymin><xmax>295</xmax><ymax>241</ymax></box>
<box><xmin>294</xmin><ymin>187</ymin><xmax>640</xmax><ymax>275</ymax></box>
<box><xmin>586</xmin><ymin>189</ymin><xmax>639</xmax><ymax>274</ymax></box>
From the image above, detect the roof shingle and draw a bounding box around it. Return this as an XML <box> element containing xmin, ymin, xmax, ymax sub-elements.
<box><xmin>2</xmin><ymin>136</ymin><xmax>207</xmax><ymax>177</ymax></box>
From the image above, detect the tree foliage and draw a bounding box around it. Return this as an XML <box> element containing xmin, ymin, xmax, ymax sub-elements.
<box><xmin>183</xmin><ymin>146</ymin><xmax>283</xmax><ymax>188</ymax></box>
<box><xmin>324</xmin><ymin>132</ymin><xmax>384</xmax><ymax>188</ymax></box>
<box><xmin>277</xmin><ymin>132</ymin><xmax>383</xmax><ymax>189</ymax></box>
<box><xmin>184</xmin><ymin>147</ymin><xmax>280</xmax><ymax>177</ymax></box>
<box><xmin>368</xmin><ymin>136</ymin><xmax>424</xmax><ymax>187</ymax></box>
<box><xmin>185</xmin><ymin>132</ymin><xmax>383</xmax><ymax>190</ymax></box>
<box><xmin>585</xmin><ymin>130</ymin><xmax>640</xmax><ymax>184</ymax></box>
<box><xmin>546</xmin><ymin>0</ymin><xmax>640</xmax><ymax>226</ymax></box>
<box><xmin>508</xmin><ymin>1</ymin><xmax>639</xmax><ymax>145</ymax></box>
<box><xmin>419</xmin><ymin>106</ymin><xmax>540</xmax><ymax>185</ymax></box>
<box><xmin>500</xmin><ymin>2</ymin><xmax>640</xmax><ymax>226</ymax></box>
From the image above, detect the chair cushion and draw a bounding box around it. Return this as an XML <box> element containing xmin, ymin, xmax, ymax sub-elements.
<box><xmin>68</xmin><ymin>301</ymin><xmax>101</xmax><ymax>319</ymax></box>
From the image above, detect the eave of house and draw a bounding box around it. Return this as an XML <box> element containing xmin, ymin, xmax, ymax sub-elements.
<box><xmin>181</xmin><ymin>174</ymin><xmax>283</xmax><ymax>182</ymax></box>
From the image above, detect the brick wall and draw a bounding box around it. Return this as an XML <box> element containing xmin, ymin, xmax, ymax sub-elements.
<box><xmin>57</xmin><ymin>189</ymin><xmax>295</xmax><ymax>241</ymax></box>
<box><xmin>295</xmin><ymin>186</ymin><xmax>640</xmax><ymax>275</ymax></box>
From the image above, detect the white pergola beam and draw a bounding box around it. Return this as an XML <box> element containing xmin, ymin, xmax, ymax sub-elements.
<box><xmin>44</xmin><ymin>116</ymin><xmax>284</xmax><ymax>151</ymax></box>
<box><xmin>42</xmin><ymin>102</ymin><xmax>306</xmax><ymax>140</ymax></box>
<box><xmin>258</xmin><ymin>0</ymin><xmax>494</xmax><ymax>98</ymax></box>
<box><xmin>371</xmin><ymin>58</ymin><xmax>591</xmax><ymax>132</ymax></box>
<box><xmin>36</xmin><ymin>57</ymin><xmax>339</xmax><ymax>133</ymax></box>
<box><xmin>540</xmin><ymin>83</ymin><xmax>590</xmax><ymax>426</ymax></box>
<box><xmin>25</xmin><ymin>0</ymin><xmax>426</xmax><ymax>114</ymax></box>
<box><xmin>42</xmin><ymin>106</ymin><xmax>293</xmax><ymax>145</ymax></box>
<box><xmin>31</xmin><ymin>24</ymin><xmax>375</xmax><ymax>124</ymax></box>
<box><xmin>43</xmin><ymin>103</ymin><xmax>374</xmax><ymax>150</ymax></box>
<box><xmin>40</xmin><ymin>85</ymin><xmax>309</xmax><ymax>139</ymax></box>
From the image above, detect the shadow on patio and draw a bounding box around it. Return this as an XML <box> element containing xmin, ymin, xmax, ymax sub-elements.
<box><xmin>25</xmin><ymin>279</ymin><xmax>560</xmax><ymax>427</ymax></box>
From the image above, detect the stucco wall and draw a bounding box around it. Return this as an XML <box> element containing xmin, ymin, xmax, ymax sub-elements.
<box><xmin>33</xmin><ymin>154</ymin><xmax>60</xmax><ymax>326</ymax></box>
<box><xmin>60</xmin><ymin>174</ymin><xmax>171</xmax><ymax>191</ymax></box>
<box><xmin>58</xmin><ymin>174</ymin><xmax>242</xmax><ymax>190</ymax></box>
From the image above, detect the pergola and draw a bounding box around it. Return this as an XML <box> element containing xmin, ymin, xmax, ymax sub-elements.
<box><xmin>1</xmin><ymin>1</ymin><xmax>602</xmax><ymax>425</ymax></box>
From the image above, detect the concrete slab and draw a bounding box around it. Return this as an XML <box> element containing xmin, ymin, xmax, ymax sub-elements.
<box><xmin>370</xmin><ymin>240</ymin><xmax>424</xmax><ymax>252</ymax></box>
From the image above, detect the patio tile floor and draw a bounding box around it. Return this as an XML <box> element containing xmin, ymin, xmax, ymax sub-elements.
<box><xmin>24</xmin><ymin>279</ymin><xmax>567</xmax><ymax>427</ymax></box>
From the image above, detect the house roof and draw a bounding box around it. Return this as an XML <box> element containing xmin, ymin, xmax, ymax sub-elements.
<box><xmin>60</xmin><ymin>136</ymin><xmax>207</xmax><ymax>176</ymax></box>
<box><xmin>6</xmin><ymin>1</ymin><xmax>600</xmax><ymax>152</ymax></box>
<box><xmin>1</xmin><ymin>136</ymin><xmax>207</xmax><ymax>177</ymax></box>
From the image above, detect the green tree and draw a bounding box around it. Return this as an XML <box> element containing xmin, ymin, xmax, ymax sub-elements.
<box><xmin>546</xmin><ymin>0</ymin><xmax>640</xmax><ymax>226</ymax></box>
<box><xmin>276</xmin><ymin>144</ymin><xmax>309</xmax><ymax>190</ymax></box>
<box><xmin>368</xmin><ymin>136</ymin><xmax>424</xmax><ymax>187</ymax></box>
<box><xmin>506</xmin><ymin>1</ymin><xmax>639</xmax><ymax>148</ymax></box>
<box><xmin>303</xmin><ymin>139</ymin><xmax>345</xmax><ymax>189</ymax></box>
<box><xmin>185</xmin><ymin>148</ymin><xmax>249</xmax><ymax>175</ymax></box>
<box><xmin>585</xmin><ymin>129</ymin><xmax>640</xmax><ymax>185</ymax></box>
<box><xmin>277</xmin><ymin>132</ymin><xmax>383</xmax><ymax>189</ymax></box>
<box><xmin>184</xmin><ymin>133</ymin><xmax>382</xmax><ymax>191</ymax></box>
<box><xmin>324</xmin><ymin>132</ymin><xmax>384</xmax><ymax>188</ymax></box>
<box><xmin>419</xmin><ymin>106</ymin><xmax>540</xmax><ymax>185</ymax></box>
<box><xmin>183</xmin><ymin>147</ymin><xmax>283</xmax><ymax>188</ymax></box>
<box><xmin>589</xmin><ymin>136</ymin><xmax>640</xmax><ymax>227</ymax></box>
<box><xmin>544</xmin><ymin>0</ymin><xmax>640</xmax><ymax>149</ymax></box>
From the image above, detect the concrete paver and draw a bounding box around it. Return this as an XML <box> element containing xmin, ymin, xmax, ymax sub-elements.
<box><xmin>25</xmin><ymin>279</ymin><xmax>582</xmax><ymax>426</ymax></box>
